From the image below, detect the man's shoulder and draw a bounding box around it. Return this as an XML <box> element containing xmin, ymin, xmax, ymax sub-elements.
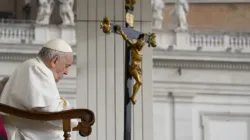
<box><xmin>23</xmin><ymin>57</ymin><xmax>38</xmax><ymax>64</ymax></box>
<box><xmin>19</xmin><ymin>58</ymin><xmax>53</xmax><ymax>78</ymax></box>
<box><xmin>12</xmin><ymin>58</ymin><xmax>44</xmax><ymax>75</ymax></box>
<box><xmin>20</xmin><ymin>58</ymin><xmax>41</xmax><ymax>68</ymax></box>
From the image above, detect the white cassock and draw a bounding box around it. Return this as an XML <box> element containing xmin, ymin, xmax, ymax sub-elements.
<box><xmin>0</xmin><ymin>57</ymin><xmax>78</xmax><ymax>140</ymax></box>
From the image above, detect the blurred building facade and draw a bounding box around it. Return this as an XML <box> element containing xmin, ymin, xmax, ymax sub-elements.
<box><xmin>153</xmin><ymin>1</ymin><xmax>250</xmax><ymax>140</ymax></box>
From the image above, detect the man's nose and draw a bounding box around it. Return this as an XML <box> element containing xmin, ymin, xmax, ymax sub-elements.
<box><xmin>64</xmin><ymin>69</ymin><xmax>68</xmax><ymax>75</ymax></box>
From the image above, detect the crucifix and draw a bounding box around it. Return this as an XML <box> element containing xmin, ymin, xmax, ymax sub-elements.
<box><xmin>100</xmin><ymin>0</ymin><xmax>157</xmax><ymax>140</ymax></box>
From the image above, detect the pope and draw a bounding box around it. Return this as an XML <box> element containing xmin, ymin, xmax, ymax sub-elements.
<box><xmin>0</xmin><ymin>38</ymin><xmax>78</xmax><ymax>140</ymax></box>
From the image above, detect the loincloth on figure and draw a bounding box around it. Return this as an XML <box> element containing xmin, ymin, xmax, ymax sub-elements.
<box><xmin>129</xmin><ymin>64</ymin><xmax>141</xmax><ymax>76</ymax></box>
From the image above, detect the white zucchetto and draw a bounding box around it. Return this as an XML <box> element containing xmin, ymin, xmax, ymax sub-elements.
<box><xmin>44</xmin><ymin>38</ymin><xmax>73</xmax><ymax>53</ymax></box>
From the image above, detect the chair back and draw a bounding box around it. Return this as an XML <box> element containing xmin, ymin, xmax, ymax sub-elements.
<box><xmin>0</xmin><ymin>77</ymin><xmax>9</xmax><ymax>140</ymax></box>
<box><xmin>0</xmin><ymin>77</ymin><xmax>9</xmax><ymax>95</ymax></box>
<box><xmin>0</xmin><ymin>116</ymin><xmax>7</xmax><ymax>140</ymax></box>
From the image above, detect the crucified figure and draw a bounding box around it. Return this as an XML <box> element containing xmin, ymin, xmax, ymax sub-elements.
<box><xmin>116</xmin><ymin>26</ymin><xmax>146</xmax><ymax>104</ymax></box>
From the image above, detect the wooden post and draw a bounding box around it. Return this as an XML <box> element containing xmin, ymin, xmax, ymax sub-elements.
<box><xmin>63</xmin><ymin>119</ymin><xmax>71</xmax><ymax>140</ymax></box>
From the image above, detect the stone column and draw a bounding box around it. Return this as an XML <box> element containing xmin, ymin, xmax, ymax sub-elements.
<box><xmin>172</xmin><ymin>92</ymin><xmax>195</xmax><ymax>140</ymax></box>
<box><xmin>75</xmin><ymin>0</ymin><xmax>153</xmax><ymax>140</ymax></box>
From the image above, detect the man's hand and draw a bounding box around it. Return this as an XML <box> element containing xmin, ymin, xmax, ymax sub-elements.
<box><xmin>115</xmin><ymin>25</ymin><xmax>122</xmax><ymax>32</ymax></box>
<box><xmin>60</xmin><ymin>97</ymin><xmax>73</xmax><ymax>110</ymax></box>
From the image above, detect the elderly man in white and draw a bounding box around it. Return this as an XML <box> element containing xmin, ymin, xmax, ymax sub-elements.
<box><xmin>0</xmin><ymin>38</ymin><xmax>78</xmax><ymax>140</ymax></box>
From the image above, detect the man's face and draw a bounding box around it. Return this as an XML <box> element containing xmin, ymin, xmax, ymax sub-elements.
<box><xmin>50</xmin><ymin>53</ymin><xmax>74</xmax><ymax>83</ymax></box>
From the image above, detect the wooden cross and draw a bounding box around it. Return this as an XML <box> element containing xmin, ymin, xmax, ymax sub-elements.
<box><xmin>100</xmin><ymin>1</ymin><xmax>157</xmax><ymax>140</ymax></box>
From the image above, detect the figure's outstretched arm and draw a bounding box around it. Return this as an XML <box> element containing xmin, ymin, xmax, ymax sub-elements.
<box><xmin>116</xmin><ymin>26</ymin><xmax>133</xmax><ymax>46</ymax></box>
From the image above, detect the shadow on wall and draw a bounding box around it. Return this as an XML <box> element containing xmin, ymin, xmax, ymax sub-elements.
<box><xmin>0</xmin><ymin>77</ymin><xmax>9</xmax><ymax>95</ymax></box>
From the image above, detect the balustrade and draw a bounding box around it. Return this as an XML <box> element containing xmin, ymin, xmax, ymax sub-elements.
<box><xmin>0</xmin><ymin>19</ymin><xmax>76</xmax><ymax>46</ymax></box>
<box><xmin>155</xmin><ymin>26</ymin><xmax>250</xmax><ymax>53</ymax></box>
<box><xmin>1</xmin><ymin>19</ymin><xmax>250</xmax><ymax>53</ymax></box>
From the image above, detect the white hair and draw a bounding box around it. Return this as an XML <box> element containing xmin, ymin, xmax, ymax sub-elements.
<box><xmin>38</xmin><ymin>47</ymin><xmax>66</xmax><ymax>60</ymax></box>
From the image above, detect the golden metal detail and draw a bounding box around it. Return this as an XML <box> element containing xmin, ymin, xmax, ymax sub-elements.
<box><xmin>100</xmin><ymin>17</ymin><xmax>112</xmax><ymax>34</ymax></box>
<box><xmin>148</xmin><ymin>33</ymin><xmax>157</xmax><ymax>47</ymax></box>
<box><xmin>125</xmin><ymin>0</ymin><xmax>136</xmax><ymax>10</ymax></box>
<box><xmin>125</xmin><ymin>13</ymin><xmax>134</xmax><ymax>28</ymax></box>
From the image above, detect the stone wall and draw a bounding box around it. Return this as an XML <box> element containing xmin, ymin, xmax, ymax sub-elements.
<box><xmin>164</xmin><ymin>3</ymin><xmax>250</xmax><ymax>30</ymax></box>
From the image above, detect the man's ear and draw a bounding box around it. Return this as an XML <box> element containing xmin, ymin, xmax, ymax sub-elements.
<box><xmin>50</xmin><ymin>56</ymin><xmax>59</xmax><ymax>68</ymax></box>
